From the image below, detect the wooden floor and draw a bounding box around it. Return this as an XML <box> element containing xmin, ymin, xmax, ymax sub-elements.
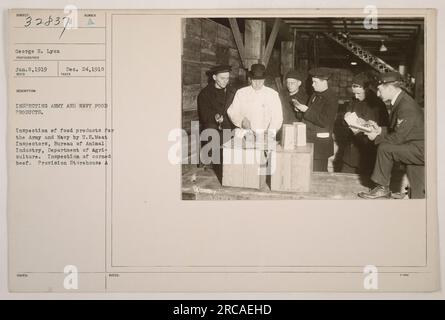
<box><xmin>182</xmin><ymin>164</ymin><xmax>384</xmax><ymax>200</ymax></box>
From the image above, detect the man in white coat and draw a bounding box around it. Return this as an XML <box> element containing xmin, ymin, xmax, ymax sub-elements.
<box><xmin>227</xmin><ymin>63</ymin><xmax>283</xmax><ymax>136</ymax></box>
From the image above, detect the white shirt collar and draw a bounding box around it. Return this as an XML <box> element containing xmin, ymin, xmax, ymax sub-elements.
<box><xmin>391</xmin><ymin>89</ymin><xmax>402</xmax><ymax>106</ymax></box>
<box><xmin>249</xmin><ymin>85</ymin><xmax>265</xmax><ymax>93</ymax></box>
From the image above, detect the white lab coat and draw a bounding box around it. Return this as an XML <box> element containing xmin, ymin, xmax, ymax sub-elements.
<box><xmin>227</xmin><ymin>85</ymin><xmax>283</xmax><ymax>132</ymax></box>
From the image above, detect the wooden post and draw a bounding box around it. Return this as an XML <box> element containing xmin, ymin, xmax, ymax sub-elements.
<box><xmin>293</xmin><ymin>29</ymin><xmax>299</xmax><ymax>70</ymax></box>
<box><xmin>297</xmin><ymin>33</ymin><xmax>309</xmax><ymax>78</ymax></box>
<box><xmin>313</xmin><ymin>34</ymin><xmax>319</xmax><ymax>68</ymax></box>
<box><xmin>281</xmin><ymin>41</ymin><xmax>294</xmax><ymax>76</ymax></box>
<box><xmin>228</xmin><ymin>18</ymin><xmax>247</xmax><ymax>69</ymax></box>
<box><xmin>244</xmin><ymin>19</ymin><xmax>266</xmax><ymax>70</ymax></box>
<box><xmin>410</xmin><ymin>26</ymin><xmax>424</xmax><ymax>76</ymax></box>
<box><xmin>411</xmin><ymin>26</ymin><xmax>424</xmax><ymax>105</ymax></box>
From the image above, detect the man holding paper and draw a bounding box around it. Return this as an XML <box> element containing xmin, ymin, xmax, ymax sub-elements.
<box><xmin>293</xmin><ymin>67</ymin><xmax>339</xmax><ymax>171</ymax></box>
<box><xmin>358</xmin><ymin>72</ymin><xmax>425</xmax><ymax>199</ymax></box>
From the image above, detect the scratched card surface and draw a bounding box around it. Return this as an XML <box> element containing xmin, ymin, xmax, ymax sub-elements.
<box><xmin>7</xmin><ymin>8</ymin><xmax>439</xmax><ymax>292</ymax></box>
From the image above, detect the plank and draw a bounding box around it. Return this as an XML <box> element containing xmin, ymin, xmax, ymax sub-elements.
<box><xmin>270</xmin><ymin>143</ymin><xmax>313</xmax><ymax>192</ymax></box>
<box><xmin>262</xmin><ymin>18</ymin><xmax>282</xmax><ymax>67</ymax></box>
<box><xmin>228</xmin><ymin>18</ymin><xmax>246</xmax><ymax>68</ymax></box>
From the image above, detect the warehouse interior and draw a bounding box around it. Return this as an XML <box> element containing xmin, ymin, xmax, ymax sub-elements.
<box><xmin>181</xmin><ymin>17</ymin><xmax>425</xmax><ymax>200</ymax></box>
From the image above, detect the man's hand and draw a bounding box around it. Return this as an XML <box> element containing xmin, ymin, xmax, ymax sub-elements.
<box><xmin>364</xmin><ymin>120</ymin><xmax>382</xmax><ymax>141</ymax></box>
<box><xmin>365</xmin><ymin>130</ymin><xmax>379</xmax><ymax>141</ymax></box>
<box><xmin>215</xmin><ymin>113</ymin><xmax>224</xmax><ymax>124</ymax></box>
<box><xmin>292</xmin><ymin>99</ymin><xmax>308</xmax><ymax>112</ymax></box>
<box><xmin>215</xmin><ymin>114</ymin><xmax>224</xmax><ymax>130</ymax></box>
<box><xmin>241</xmin><ymin>117</ymin><xmax>251</xmax><ymax>129</ymax></box>
<box><xmin>350</xmin><ymin>127</ymin><xmax>360</xmax><ymax>135</ymax></box>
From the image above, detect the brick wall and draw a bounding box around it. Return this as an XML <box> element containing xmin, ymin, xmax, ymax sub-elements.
<box><xmin>182</xmin><ymin>18</ymin><xmax>245</xmax><ymax>134</ymax></box>
<box><xmin>328</xmin><ymin>68</ymin><xmax>354</xmax><ymax>102</ymax></box>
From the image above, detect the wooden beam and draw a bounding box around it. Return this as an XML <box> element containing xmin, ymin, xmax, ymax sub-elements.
<box><xmin>313</xmin><ymin>34</ymin><xmax>319</xmax><ymax>68</ymax></box>
<box><xmin>411</xmin><ymin>26</ymin><xmax>424</xmax><ymax>76</ymax></box>
<box><xmin>283</xmin><ymin>19</ymin><xmax>424</xmax><ymax>26</ymax></box>
<box><xmin>293</xmin><ymin>29</ymin><xmax>298</xmax><ymax>70</ymax></box>
<box><xmin>277</xmin><ymin>20</ymin><xmax>293</xmax><ymax>41</ymax></box>
<box><xmin>288</xmin><ymin>24</ymin><xmax>419</xmax><ymax>30</ymax></box>
<box><xmin>244</xmin><ymin>20</ymin><xmax>266</xmax><ymax>69</ymax></box>
<box><xmin>289</xmin><ymin>26</ymin><xmax>418</xmax><ymax>33</ymax></box>
<box><xmin>275</xmin><ymin>77</ymin><xmax>283</xmax><ymax>93</ymax></box>
<box><xmin>262</xmin><ymin>18</ymin><xmax>281</xmax><ymax>67</ymax></box>
<box><xmin>228</xmin><ymin>18</ymin><xmax>246</xmax><ymax>68</ymax></box>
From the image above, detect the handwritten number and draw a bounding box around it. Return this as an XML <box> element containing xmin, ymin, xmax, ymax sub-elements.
<box><xmin>59</xmin><ymin>16</ymin><xmax>71</xmax><ymax>39</ymax></box>
<box><xmin>44</xmin><ymin>15</ymin><xmax>53</xmax><ymax>26</ymax></box>
<box><xmin>24</xmin><ymin>16</ymin><xmax>32</xmax><ymax>28</ymax></box>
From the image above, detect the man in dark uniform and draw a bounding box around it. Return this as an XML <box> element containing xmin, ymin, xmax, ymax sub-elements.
<box><xmin>359</xmin><ymin>72</ymin><xmax>425</xmax><ymax>199</ymax></box>
<box><xmin>280</xmin><ymin>69</ymin><xmax>308</xmax><ymax>124</ymax></box>
<box><xmin>342</xmin><ymin>72</ymin><xmax>389</xmax><ymax>175</ymax></box>
<box><xmin>197</xmin><ymin>65</ymin><xmax>236</xmax><ymax>134</ymax></box>
<box><xmin>197</xmin><ymin>65</ymin><xmax>236</xmax><ymax>173</ymax></box>
<box><xmin>294</xmin><ymin>67</ymin><xmax>339</xmax><ymax>171</ymax></box>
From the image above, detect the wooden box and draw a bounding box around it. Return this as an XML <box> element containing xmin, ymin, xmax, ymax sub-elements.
<box><xmin>281</xmin><ymin>122</ymin><xmax>307</xmax><ymax>150</ymax></box>
<box><xmin>281</xmin><ymin>124</ymin><xmax>295</xmax><ymax>150</ymax></box>
<box><xmin>222</xmin><ymin>138</ymin><xmax>268</xmax><ymax>189</ymax></box>
<box><xmin>270</xmin><ymin>143</ymin><xmax>314</xmax><ymax>192</ymax></box>
<box><xmin>293</xmin><ymin>122</ymin><xmax>306</xmax><ymax>147</ymax></box>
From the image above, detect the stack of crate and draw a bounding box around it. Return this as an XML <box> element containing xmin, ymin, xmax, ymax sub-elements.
<box><xmin>222</xmin><ymin>134</ymin><xmax>269</xmax><ymax>189</ymax></box>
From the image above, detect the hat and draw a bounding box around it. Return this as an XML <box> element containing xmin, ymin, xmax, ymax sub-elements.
<box><xmin>352</xmin><ymin>72</ymin><xmax>370</xmax><ymax>88</ymax></box>
<box><xmin>248</xmin><ymin>63</ymin><xmax>267</xmax><ymax>80</ymax></box>
<box><xmin>206</xmin><ymin>65</ymin><xmax>232</xmax><ymax>76</ymax></box>
<box><xmin>309</xmin><ymin>67</ymin><xmax>331</xmax><ymax>80</ymax></box>
<box><xmin>376</xmin><ymin>72</ymin><xmax>403</xmax><ymax>85</ymax></box>
<box><xmin>285</xmin><ymin>69</ymin><xmax>304</xmax><ymax>82</ymax></box>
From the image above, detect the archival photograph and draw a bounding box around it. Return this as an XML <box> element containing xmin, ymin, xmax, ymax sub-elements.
<box><xmin>181</xmin><ymin>17</ymin><xmax>425</xmax><ymax>200</ymax></box>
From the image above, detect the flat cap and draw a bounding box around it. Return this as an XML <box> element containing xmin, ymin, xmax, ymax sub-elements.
<box><xmin>285</xmin><ymin>69</ymin><xmax>304</xmax><ymax>82</ymax></box>
<box><xmin>309</xmin><ymin>67</ymin><xmax>331</xmax><ymax>80</ymax></box>
<box><xmin>376</xmin><ymin>72</ymin><xmax>403</xmax><ymax>85</ymax></box>
<box><xmin>206</xmin><ymin>64</ymin><xmax>232</xmax><ymax>76</ymax></box>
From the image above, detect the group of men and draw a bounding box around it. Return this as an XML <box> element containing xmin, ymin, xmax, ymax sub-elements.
<box><xmin>196</xmin><ymin>63</ymin><xmax>425</xmax><ymax>199</ymax></box>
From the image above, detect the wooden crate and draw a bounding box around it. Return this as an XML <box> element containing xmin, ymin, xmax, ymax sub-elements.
<box><xmin>222</xmin><ymin>138</ymin><xmax>268</xmax><ymax>189</ymax></box>
<box><xmin>270</xmin><ymin>143</ymin><xmax>314</xmax><ymax>192</ymax></box>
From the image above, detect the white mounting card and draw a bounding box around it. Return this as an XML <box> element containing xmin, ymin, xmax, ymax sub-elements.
<box><xmin>7</xmin><ymin>8</ymin><xmax>439</xmax><ymax>292</ymax></box>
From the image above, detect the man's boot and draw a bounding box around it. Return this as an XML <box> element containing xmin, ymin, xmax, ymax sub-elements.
<box><xmin>358</xmin><ymin>185</ymin><xmax>391</xmax><ymax>199</ymax></box>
